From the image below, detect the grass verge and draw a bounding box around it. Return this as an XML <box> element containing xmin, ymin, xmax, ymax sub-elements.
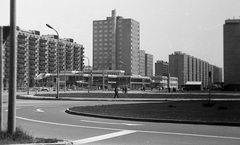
<box><xmin>0</xmin><ymin>126</ymin><xmax>62</xmax><ymax>144</ymax></box>
<box><xmin>69</xmin><ymin>100</ymin><xmax>240</xmax><ymax>124</ymax></box>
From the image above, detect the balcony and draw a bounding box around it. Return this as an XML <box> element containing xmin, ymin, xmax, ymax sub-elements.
<box><xmin>29</xmin><ymin>50</ymin><xmax>36</xmax><ymax>55</ymax></box>
<box><xmin>39</xmin><ymin>47</ymin><xmax>47</xmax><ymax>52</ymax></box>
<box><xmin>66</xmin><ymin>43</ymin><xmax>72</xmax><ymax>47</ymax></box>
<box><xmin>39</xmin><ymin>43</ymin><xmax>47</xmax><ymax>47</ymax></box>
<box><xmin>74</xmin><ymin>53</ymin><xmax>80</xmax><ymax>57</ymax></box>
<box><xmin>48</xmin><ymin>44</ymin><xmax>56</xmax><ymax>49</ymax></box>
<box><xmin>18</xmin><ymin>48</ymin><xmax>26</xmax><ymax>54</ymax></box>
<box><xmin>18</xmin><ymin>33</ymin><xmax>27</xmax><ymax>39</ymax></box>
<box><xmin>48</xmin><ymin>40</ymin><xmax>56</xmax><ymax>45</ymax></box>
<box><xmin>29</xmin><ymin>45</ymin><xmax>37</xmax><ymax>50</ymax></box>
<box><xmin>49</xmin><ymin>48</ymin><xmax>56</xmax><ymax>53</ymax></box>
<box><xmin>48</xmin><ymin>58</ymin><xmax>56</xmax><ymax>62</ymax></box>
<box><xmin>39</xmin><ymin>57</ymin><xmax>47</xmax><ymax>61</ymax></box>
<box><xmin>29</xmin><ymin>41</ymin><xmax>38</xmax><ymax>46</ymax></box>
<box><xmin>29</xmin><ymin>35</ymin><xmax>39</xmax><ymax>41</ymax></box>
<box><xmin>17</xmin><ymin>54</ymin><xmax>25</xmax><ymax>59</ymax></box>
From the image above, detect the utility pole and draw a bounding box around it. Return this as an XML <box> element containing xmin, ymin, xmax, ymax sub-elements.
<box><xmin>8</xmin><ymin>0</ymin><xmax>17</xmax><ymax>134</ymax></box>
<box><xmin>0</xmin><ymin>26</ymin><xmax>3</xmax><ymax>131</ymax></box>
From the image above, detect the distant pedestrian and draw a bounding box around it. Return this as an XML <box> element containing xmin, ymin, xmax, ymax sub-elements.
<box><xmin>168</xmin><ymin>87</ymin><xmax>171</xmax><ymax>93</ymax></box>
<box><xmin>143</xmin><ymin>86</ymin><xmax>145</xmax><ymax>91</ymax></box>
<box><xmin>114</xmin><ymin>86</ymin><xmax>119</xmax><ymax>98</ymax></box>
<box><xmin>124</xmin><ymin>86</ymin><xmax>128</xmax><ymax>93</ymax></box>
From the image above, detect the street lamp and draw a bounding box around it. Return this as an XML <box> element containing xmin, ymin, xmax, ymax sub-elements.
<box><xmin>46</xmin><ymin>24</ymin><xmax>59</xmax><ymax>99</ymax></box>
<box><xmin>84</xmin><ymin>56</ymin><xmax>90</xmax><ymax>93</ymax></box>
<box><xmin>120</xmin><ymin>61</ymin><xmax>127</xmax><ymax>87</ymax></box>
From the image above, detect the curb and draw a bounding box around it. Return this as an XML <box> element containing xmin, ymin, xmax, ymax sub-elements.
<box><xmin>65</xmin><ymin>108</ymin><xmax>240</xmax><ymax>127</ymax></box>
<box><xmin>13</xmin><ymin>141</ymin><xmax>73</xmax><ymax>145</ymax></box>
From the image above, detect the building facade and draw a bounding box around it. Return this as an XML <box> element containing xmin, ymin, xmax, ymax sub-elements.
<box><xmin>155</xmin><ymin>60</ymin><xmax>169</xmax><ymax>76</ymax></box>
<box><xmin>3</xmin><ymin>26</ymin><xmax>84</xmax><ymax>90</ymax></box>
<box><xmin>93</xmin><ymin>10</ymin><xmax>140</xmax><ymax>75</ymax></box>
<box><xmin>145</xmin><ymin>53</ymin><xmax>153</xmax><ymax>77</ymax></box>
<box><xmin>139</xmin><ymin>50</ymin><xmax>145</xmax><ymax>76</ymax></box>
<box><xmin>224</xmin><ymin>19</ymin><xmax>240</xmax><ymax>90</ymax></box>
<box><xmin>169</xmin><ymin>51</ymin><xmax>222</xmax><ymax>88</ymax></box>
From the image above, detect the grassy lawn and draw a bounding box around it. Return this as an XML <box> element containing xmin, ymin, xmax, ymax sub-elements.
<box><xmin>0</xmin><ymin>127</ymin><xmax>62</xmax><ymax>144</ymax></box>
<box><xmin>69</xmin><ymin>100</ymin><xmax>240</xmax><ymax>124</ymax></box>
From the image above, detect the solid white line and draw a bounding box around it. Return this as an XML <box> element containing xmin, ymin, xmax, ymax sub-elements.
<box><xmin>16</xmin><ymin>116</ymin><xmax>240</xmax><ymax>140</ymax></box>
<box><xmin>16</xmin><ymin>116</ymin><xmax>123</xmax><ymax>131</ymax></box>
<box><xmin>81</xmin><ymin>119</ymin><xmax>142</xmax><ymax>126</ymax></box>
<box><xmin>138</xmin><ymin>130</ymin><xmax>240</xmax><ymax>140</ymax></box>
<box><xmin>72</xmin><ymin>130</ymin><xmax>136</xmax><ymax>144</ymax></box>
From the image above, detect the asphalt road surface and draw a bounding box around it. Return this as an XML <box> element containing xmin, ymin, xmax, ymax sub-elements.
<box><xmin>2</xmin><ymin>99</ymin><xmax>240</xmax><ymax>145</ymax></box>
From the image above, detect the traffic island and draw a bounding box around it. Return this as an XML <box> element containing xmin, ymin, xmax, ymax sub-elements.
<box><xmin>66</xmin><ymin>100</ymin><xmax>240</xmax><ymax>127</ymax></box>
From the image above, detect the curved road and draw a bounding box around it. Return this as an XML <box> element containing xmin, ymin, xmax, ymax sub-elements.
<box><xmin>3</xmin><ymin>99</ymin><xmax>240</xmax><ymax>145</ymax></box>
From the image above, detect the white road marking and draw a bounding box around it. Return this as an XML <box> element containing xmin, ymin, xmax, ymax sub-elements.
<box><xmin>17</xmin><ymin>116</ymin><xmax>125</xmax><ymax>131</ymax></box>
<box><xmin>36</xmin><ymin>108</ymin><xmax>44</xmax><ymax>113</ymax></box>
<box><xmin>72</xmin><ymin>130</ymin><xmax>136</xmax><ymax>144</ymax></box>
<box><xmin>16</xmin><ymin>116</ymin><xmax>240</xmax><ymax>140</ymax></box>
<box><xmin>5</xmin><ymin>107</ymin><xmax>21</xmax><ymax>112</ymax></box>
<box><xmin>81</xmin><ymin>119</ymin><xmax>143</xmax><ymax>126</ymax></box>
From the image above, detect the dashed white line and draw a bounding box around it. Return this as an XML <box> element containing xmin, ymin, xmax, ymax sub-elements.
<box><xmin>72</xmin><ymin>130</ymin><xmax>137</xmax><ymax>144</ymax></box>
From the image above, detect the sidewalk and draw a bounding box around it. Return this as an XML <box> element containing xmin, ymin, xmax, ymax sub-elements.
<box><xmin>17</xmin><ymin>93</ymin><xmax>240</xmax><ymax>102</ymax></box>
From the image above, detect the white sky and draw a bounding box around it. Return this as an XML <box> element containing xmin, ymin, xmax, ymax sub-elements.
<box><xmin>1</xmin><ymin>0</ymin><xmax>240</xmax><ymax>70</ymax></box>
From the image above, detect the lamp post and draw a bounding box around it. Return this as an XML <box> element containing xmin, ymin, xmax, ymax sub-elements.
<box><xmin>46</xmin><ymin>24</ymin><xmax>59</xmax><ymax>99</ymax></box>
<box><xmin>8</xmin><ymin>0</ymin><xmax>17</xmax><ymax>134</ymax></box>
<box><xmin>64</xmin><ymin>47</ymin><xmax>66</xmax><ymax>92</ymax></box>
<box><xmin>84</xmin><ymin>56</ymin><xmax>90</xmax><ymax>93</ymax></box>
<box><xmin>120</xmin><ymin>61</ymin><xmax>127</xmax><ymax>87</ymax></box>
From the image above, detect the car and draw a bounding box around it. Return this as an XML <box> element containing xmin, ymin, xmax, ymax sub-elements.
<box><xmin>41</xmin><ymin>87</ymin><xmax>50</xmax><ymax>91</ymax></box>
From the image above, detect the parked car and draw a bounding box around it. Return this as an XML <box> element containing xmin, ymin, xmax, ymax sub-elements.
<box><xmin>41</xmin><ymin>87</ymin><xmax>50</xmax><ymax>91</ymax></box>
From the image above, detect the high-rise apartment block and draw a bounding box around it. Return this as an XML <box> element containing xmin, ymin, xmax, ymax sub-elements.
<box><xmin>155</xmin><ymin>60</ymin><xmax>169</xmax><ymax>76</ymax></box>
<box><xmin>169</xmin><ymin>51</ymin><xmax>222</xmax><ymax>87</ymax></box>
<box><xmin>3</xmin><ymin>26</ymin><xmax>84</xmax><ymax>89</ymax></box>
<box><xmin>145</xmin><ymin>53</ymin><xmax>153</xmax><ymax>77</ymax></box>
<box><xmin>224</xmin><ymin>19</ymin><xmax>240</xmax><ymax>90</ymax></box>
<box><xmin>139</xmin><ymin>50</ymin><xmax>146</xmax><ymax>76</ymax></box>
<box><xmin>93</xmin><ymin>10</ymin><xmax>140</xmax><ymax>75</ymax></box>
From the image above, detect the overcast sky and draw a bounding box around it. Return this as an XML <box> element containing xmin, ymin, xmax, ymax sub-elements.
<box><xmin>1</xmin><ymin>0</ymin><xmax>240</xmax><ymax>70</ymax></box>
